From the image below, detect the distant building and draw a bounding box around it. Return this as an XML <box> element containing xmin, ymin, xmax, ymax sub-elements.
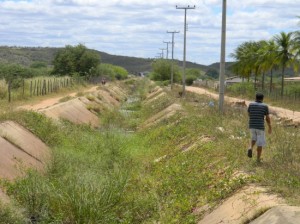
<box><xmin>225</xmin><ymin>76</ymin><xmax>244</xmax><ymax>86</ymax></box>
<box><xmin>284</xmin><ymin>77</ymin><xmax>300</xmax><ymax>82</ymax></box>
<box><xmin>138</xmin><ymin>71</ymin><xmax>150</xmax><ymax>77</ymax></box>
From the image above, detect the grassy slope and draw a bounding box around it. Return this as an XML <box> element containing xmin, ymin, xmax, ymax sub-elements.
<box><xmin>0</xmin><ymin>79</ymin><xmax>299</xmax><ymax>223</ymax></box>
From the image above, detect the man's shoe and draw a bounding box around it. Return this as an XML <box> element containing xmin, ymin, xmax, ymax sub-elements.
<box><xmin>247</xmin><ymin>149</ymin><xmax>252</xmax><ymax>158</ymax></box>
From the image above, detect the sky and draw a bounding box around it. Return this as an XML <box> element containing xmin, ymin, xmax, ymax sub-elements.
<box><xmin>0</xmin><ymin>0</ymin><xmax>299</xmax><ymax>66</ymax></box>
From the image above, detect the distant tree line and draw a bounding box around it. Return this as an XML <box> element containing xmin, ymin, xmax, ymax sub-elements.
<box><xmin>149</xmin><ymin>59</ymin><xmax>217</xmax><ymax>86</ymax></box>
<box><xmin>230</xmin><ymin>28</ymin><xmax>300</xmax><ymax>96</ymax></box>
<box><xmin>0</xmin><ymin>44</ymin><xmax>129</xmax><ymax>90</ymax></box>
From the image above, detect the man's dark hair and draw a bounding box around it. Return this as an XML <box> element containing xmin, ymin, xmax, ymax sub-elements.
<box><xmin>256</xmin><ymin>92</ymin><xmax>264</xmax><ymax>101</ymax></box>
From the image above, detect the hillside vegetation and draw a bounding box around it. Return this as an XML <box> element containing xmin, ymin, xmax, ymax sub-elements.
<box><xmin>0</xmin><ymin>46</ymin><xmax>212</xmax><ymax>74</ymax></box>
<box><xmin>0</xmin><ymin>78</ymin><xmax>299</xmax><ymax>223</ymax></box>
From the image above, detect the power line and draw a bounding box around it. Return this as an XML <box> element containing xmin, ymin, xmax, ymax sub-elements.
<box><xmin>176</xmin><ymin>5</ymin><xmax>196</xmax><ymax>97</ymax></box>
<box><xmin>219</xmin><ymin>0</ymin><xmax>227</xmax><ymax>113</ymax></box>
<box><xmin>159</xmin><ymin>48</ymin><xmax>166</xmax><ymax>59</ymax></box>
<box><xmin>167</xmin><ymin>30</ymin><xmax>180</xmax><ymax>90</ymax></box>
<box><xmin>163</xmin><ymin>41</ymin><xmax>172</xmax><ymax>59</ymax></box>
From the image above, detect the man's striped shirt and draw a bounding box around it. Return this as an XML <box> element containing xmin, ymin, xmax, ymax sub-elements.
<box><xmin>248</xmin><ymin>101</ymin><xmax>269</xmax><ymax>130</ymax></box>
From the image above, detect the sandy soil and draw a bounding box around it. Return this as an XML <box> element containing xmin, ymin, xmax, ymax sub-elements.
<box><xmin>186</xmin><ymin>86</ymin><xmax>300</xmax><ymax>124</ymax></box>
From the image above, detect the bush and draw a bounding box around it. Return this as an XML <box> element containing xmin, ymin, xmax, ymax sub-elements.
<box><xmin>186</xmin><ymin>75</ymin><xmax>197</xmax><ymax>86</ymax></box>
<box><xmin>227</xmin><ymin>82</ymin><xmax>255</xmax><ymax>97</ymax></box>
<box><xmin>93</xmin><ymin>63</ymin><xmax>128</xmax><ymax>80</ymax></box>
<box><xmin>150</xmin><ymin>59</ymin><xmax>181</xmax><ymax>82</ymax></box>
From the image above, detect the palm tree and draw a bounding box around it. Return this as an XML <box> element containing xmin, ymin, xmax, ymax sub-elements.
<box><xmin>258</xmin><ymin>40</ymin><xmax>279</xmax><ymax>93</ymax></box>
<box><xmin>230</xmin><ymin>42</ymin><xmax>251</xmax><ymax>80</ymax></box>
<box><xmin>231</xmin><ymin>41</ymin><xmax>261</xmax><ymax>88</ymax></box>
<box><xmin>293</xmin><ymin>31</ymin><xmax>300</xmax><ymax>66</ymax></box>
<box><xmin>273</xmin><ymin>32</ymin><xmax>296</xmax><ymax>96</ymax></box>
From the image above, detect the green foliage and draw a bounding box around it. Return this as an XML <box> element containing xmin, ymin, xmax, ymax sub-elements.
<box><xmin>0</xmin><ymin>202</ymin><xmax>28</xmax><ymax>224</ymax></box>
<box><xmin>113</xmin><ymin>65</ymin><xmax>128</xmax><ymax>80</ymax></box>
<box><xmin>30</xmin><ymin>61</ymin><xmax>47</xmax><ymax>69</ymax></box>
<box><xmin>186</xmin><ymin>74</ymin><xmax>197</xmax><ymax>86</ymax></box>
<box><xmin>150</xmin><ymin>59</ymin><xmax>181</xmax><ymax>82</ymax></box>
<box><xmin>227</xmin><ymin>82</ymin><xmax>255</xmax><ymax>97</ymax></box>
<box><xmin>52</xmin><ymin>44</ymin><xmax>101</xmax><ymax>76</ymax></box>
<box><xmin>93</xmin><ymin>63</ymin><xmax>128</xmax><ymax>80</ymax></box>
<box><xmin>205</xmin><ymin>68</ymin><xmax>219</xmax><ymax>79</ymax></box>
<box><xmin>0</xmin><ymin>63</ymin><xmax>50</xmax><ymax>81</ymax></box>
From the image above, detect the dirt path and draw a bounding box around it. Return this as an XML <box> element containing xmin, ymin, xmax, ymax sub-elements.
<box><xmin>186</xmin><ymin>86</ymin><xmax>300</xmax><ymax>124</ymax></box>
<box><xmin>18</xmin><ymin>86</ymin><xmax>99</xmax><ymax>111</ymax></box>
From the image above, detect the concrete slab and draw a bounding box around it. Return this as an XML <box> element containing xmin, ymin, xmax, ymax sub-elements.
<box><xmin>146</xmin><ymin>87</ymin><xmax>163</xmax><ymax>100</ymax></box>
<box><xmin>250</xmin><ymin>206</ymin><xmax>300</xmax><ymax>224</ymax></box>
<box><xmin>39</xmin><ymin>97</ymin><xmax>100</xmax><ymax>127</ymax></box>
<box><xmin>0</xmin><ymin>121</ymin><xmax>50</xmax><ymax>163</ymax></box>
<box><xmin>143</xmin><ymin>92</ymin><xmax>167</xmax><ymax>106</ymax></box>
<box><xmin>0</xmin><ymin>136</ymin><xmax>43</xmax><ymax>181</ymax></box>
<box><xmin>198</xmin><ymin>185</ymin><xmax>285</xmax><ymax>224</ymax></box>
<box><xmin>141</xmin><ymin>103</ymin><xmax>183</xmax><ymax>129</ymax></box>
<box><xmin>94</xmin><ymin>89</ymin><xmax>120</xmax><ymax>108</ymax></box>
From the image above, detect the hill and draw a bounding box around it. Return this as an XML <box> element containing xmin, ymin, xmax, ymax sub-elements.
<box><xmin>0</xmin><ymin>46</ymin><xmax>211</xmax><ymax>74</ymax></box>
<box><xmin>1</xmin><ymin>46</ymin><xmax>296</xmax><ymax>77</ymax></box>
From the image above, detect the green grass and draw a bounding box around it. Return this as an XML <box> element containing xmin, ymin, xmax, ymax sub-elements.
<box><xmin>0</xmin><ymin>78</ymin><xmax>299</xmax><ymax>223</ymax></box>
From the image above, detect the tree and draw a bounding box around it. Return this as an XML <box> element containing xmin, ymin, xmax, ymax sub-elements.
<box><xmin>205</xmin><ymin>68</ymin><xmax>219</xmax><ymax>79</ymax></box>
<box><xmin>230</xmin><ymin>41</ymin><xmax>259</xmax><ymax>82</ymax></box>
<box><xmin>257</xmin><ymin>40</ymin><xmax>279</xmax><ymax>93</ymax></box>
<box><xmin>150</xmin><ymin>59</ymin><xmax>180</xmax><ymax>82</ymax></box>
<box><xmin>273</xmin><ymin>32</ymin><xmax>296</xmax><ymax>96</ymax></box>
<box><xmin>52</xmin><ymin>44</ymin><xmax>100</xmax><ymax>76</ymax></box>
<box><xmin>93</xmin><ymin>63</ymin><xmax>128</xmax><ymax>80</ymax></box>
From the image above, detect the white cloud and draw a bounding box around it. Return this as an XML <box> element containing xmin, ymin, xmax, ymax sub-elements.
<box><xmin>0</xmin><ymin>0</ymin><xmax>299</xmax><ymax>65</ymax></box>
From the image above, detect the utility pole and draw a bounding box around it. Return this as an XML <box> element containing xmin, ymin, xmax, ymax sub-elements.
<box><xmin>159</xmin><ymin>48</ymin><xmax>166</xmax><ymax>59</ymax></box>
<box><xmin>176</xmin><ymin>5</ymin><xmax>195</xmax><ymax>97</ymax></box>
<box><xmin>167</xmin><ymin>31</ymin><xmax>179</xmax><ymax>89</ymax></box>
<box><xmin>163</xmin><ymin>41</ymin><xmax>172</xmax><ymax>59</ymax></box>
<box><xmin>219</xmin><ymin>0</ymin><xmax>227</xmax><ymax>112</ymax></box>
<box><xmin>156</xmin><ymin>53</ymin><xmax>162</xmax><ymax>58</ymax></box>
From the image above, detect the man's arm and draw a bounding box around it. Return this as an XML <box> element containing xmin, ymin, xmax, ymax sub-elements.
<box><xmin>266</xmin><ymin>114</ymin><xmax>272</xmax><ymax>134</ymax></box>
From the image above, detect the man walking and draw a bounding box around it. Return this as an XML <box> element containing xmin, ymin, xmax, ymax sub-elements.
<box><xmin>247</xmin><ymin>93</ymin><xmax>272</xmax><ymax>162</ymax></box>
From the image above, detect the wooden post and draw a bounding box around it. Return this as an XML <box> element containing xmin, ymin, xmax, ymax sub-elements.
<box><xmin>8</xmin><ymin>80</ymin><xmax>11</xmax><ymax>103</ymax></box>
<box><xmin>30</xmin><ymin>80</ymin><xmax>33</xmax><ymax>97</ymax></box>
<box><xmin>43</xmin><ymin>80</ymin><xmax>46</xmax><ymax>95</ymax></box>
<box><xmin>22</xmin><ymin>79</ymin><xmax>25</xmax><ymax>97</ymax></box>
<box><xmin>40</xmin><ymin>80</ymin><xmax>42</xmax><ymax>95</ymax></box>
<box><xmin>33</xmin><ymin>80</ymin><xmax>36</xmax><ymax>95</ymax></box>
<box><xmin>37</xmin><ymin>80</ymin><xmax>40</xmax><ymax>96</ymax></box>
